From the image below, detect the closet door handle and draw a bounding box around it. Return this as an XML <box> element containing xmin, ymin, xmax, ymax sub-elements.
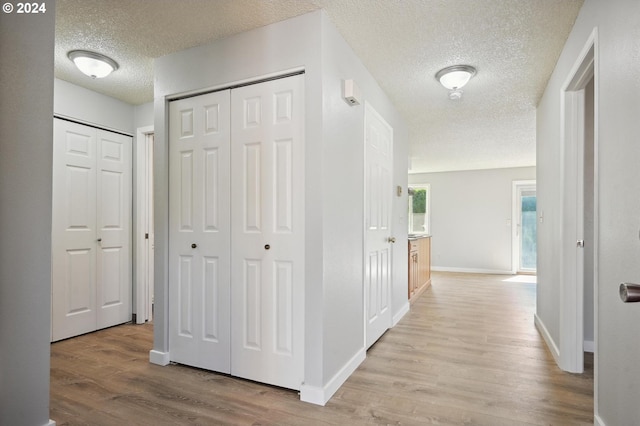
<box><xmin>264</xmin><ymin>244</ymin><xmax>270</xmax><ymax>250</ymax></box>
<box><xmin>97</xmin><ymin>238</ymin><xmax>102</xmax><ymax>242</ymax></box>
<box><xmin>191</xmin><ymin>243</ymin><xmax>197</xmax><ymax>249</ymax></box>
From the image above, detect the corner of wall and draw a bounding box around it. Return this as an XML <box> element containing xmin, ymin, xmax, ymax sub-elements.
<box><xmin>534</xmin><ymin>313</ymin><xmax>560</xmax><ymax>365</ymax></box>
<box><xmin>300</xmin><ymin>347</ymin><xmax>365</xmax><ymax>406</ymax></box>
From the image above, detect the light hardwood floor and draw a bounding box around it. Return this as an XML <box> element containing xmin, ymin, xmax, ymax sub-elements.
<box><xmin>50</xmin><ymin>272</ymin><xmax>593</xmax><ymax>425</ymax></box>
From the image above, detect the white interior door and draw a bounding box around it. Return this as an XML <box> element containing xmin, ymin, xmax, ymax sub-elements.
<box><xmin>364</xmin><ymin>102</ymin><xmax>393</xmax><ymax>349</ymax></box>
<box><xmin>230</xmin><ymin>74</ymin><xmax>305</xmax><ymax>390</ymax></box>
<box><xmin>169</xmin><ymin>90</ymin><xmax>232</xmax><ymax>373</ymax></box>
<box><xmin>52</xmin><ymin>119</ymin><xmax>132</xmax><ymax>341</ymax></box>
<box><xmin>96</xmin><ymin>129</ymin><xmax>132</xmax><ymax>329</ymax></box>
<box><xmin>52</xmin><ymin>119</ymin><xmax>98</xmax><ymax>341</ymax></box>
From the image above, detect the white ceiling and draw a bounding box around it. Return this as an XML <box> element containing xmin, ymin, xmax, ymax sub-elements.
<box><xmin>55</xmin><ymin>0</ymin><xmax>584</xmax><ymax>174</ymax></box>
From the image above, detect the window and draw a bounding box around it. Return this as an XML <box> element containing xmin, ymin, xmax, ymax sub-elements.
<box><xmin>408</xmin><ymin>184</ymin><xmax>430</xmax><ymax>235</ymax></box>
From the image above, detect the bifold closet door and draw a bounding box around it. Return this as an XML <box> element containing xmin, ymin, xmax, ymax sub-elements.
<box><xmin>51</xmin><ymin>119</ymin><xmax>132</xmax><ymax>342</ymax></box>
<box><xmin>169</xmin><ymin>90</ymin><xmax>232</xmax><ymax>373</ymax></box>
<box><xmin>168</xmin><ymin>74</ymin><xmax>304</xmax><ymax>390</ymax></box>
<box><xmin>230</xmin><ymin>74</ymin><xmax>305</xmax><ymax>390</ymax></box>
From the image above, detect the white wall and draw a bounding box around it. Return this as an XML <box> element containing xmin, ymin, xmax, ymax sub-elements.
<box><xmin>536</xmin><ymin>0</ymin><xmax>640</xmax><ymax>423</ymax></box>
<box><xmin>54</xmin><ymin>78</ymin><xmax>135</xmax><ymax>134</ymax></box>
<box><xmin>410</xmin><ymin>167</ymin><xmax>535</xmax><ymax>273</ymax></box>
<box><xmin>152</xmin><ymin>10</ymin><xmax>408</xmax><ymax>403</ymax></box>
<box><xmin>0</xmin><ymin>1</ymin><xmax>55</xmax><ymax>425</ymax></box>
<box><xmin>134</xmin><ymin>101</ymin><xmax>154</xmax><ymax>130</ymax></box>
<box><xmin>320</xmin><ymin>12</ymin><xmax>409</xmax><ymax>382</ymax></box>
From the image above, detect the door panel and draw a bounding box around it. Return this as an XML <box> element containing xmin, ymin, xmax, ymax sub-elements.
<box><xmin>52</xmin><ymin>120</ymin><xmax>98</xmax><ymax>341</ymax></box>
<box><xmin>169</xmin><ymin>90</ymin><xmax>232</xmax><ymax>373</ymax></box>
<box><xmin>364</xmin><ymin>103</ymin><xmax>393</xmax><ymax>349</ymax></box>
<box><xmin>231</xmin><ymin>75</ymin><xmax>304</xmax><ymax>390</ymax></box>
<box><xmin>96</xmin><ymin>129</ymin><xmax>132</xmax><ymax>328</ymax></box>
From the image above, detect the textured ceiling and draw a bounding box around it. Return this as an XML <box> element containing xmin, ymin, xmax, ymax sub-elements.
<box><xmin>55</xmin><ymin>0</ymin><xmax>584</xmax><ymax>173</ymax></box>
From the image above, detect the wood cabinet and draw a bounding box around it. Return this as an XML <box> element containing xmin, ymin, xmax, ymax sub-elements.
<box><xmin>408</xmin><ymin>236</ymin><xmax>431</xmax><ymax>303</ymax></box>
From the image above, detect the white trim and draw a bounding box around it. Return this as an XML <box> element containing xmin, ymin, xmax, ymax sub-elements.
<box><xmin>392</xmin><ymin>302</ymin><xmax>410</xmax><ymax>327</ymax></box>
<box><xmin>53</xmin><ymin>113</ymin><xmax>134</xmax><ymax>137</ymax></box>
<box><xmin>166</xmin><ymin>67</ymin><xmax>306</xmax><ymax>102</ymax></box>
<box><xmin>149</xmin><ymin>349</ymin><xmax>170</xmax><ymax>366</ymax></box>
<box><xmin>534</xmin><ymin>313</ymin><xmax>560</xmax><ymax>365</ymax></box>
<box><xmin>584</xmin><ymin>340</ymin><xmax>594</xmax><ymax>353</ymax></box>
<box><xmin>135</xmin><ymin>126</ymin><xmax>154</xmax><ymax>324</ymax></box>
<box><xmin>431</xmin><ymin>266</ymin><xmax>513</xmax><ymax>275</ymax></box>
<box><xmin>595</xmin><ymin>413</ymin><xmax>605</xmax><ymax>426</ymax></box>
<box><xmin>44</xmin><ymin>420</ymin><xmax>57</xmax><ymax>426</ymax></box>
<box><xmin>300</xmin><ymin>348</ymin><xmax>366</xmax><ymax>406</ymax></box>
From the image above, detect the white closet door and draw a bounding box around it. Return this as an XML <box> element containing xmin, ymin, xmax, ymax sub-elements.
<box><xmin>52</xmin><ymin>119</ymin><xmax>133</xmax><ymax>342</ymax></box>
<box><xmin>364</xmin><ymin>103</ymin><xmax>393</xmax><ymax>349</ymax></box>
<box><xmin>169</xmin><ymin>90</ymin><xmax>232</xmax><ymax>373</ymax></box>
<box><xmin>230</xmin><ymin>74</ymin><xmax>305</xmax><ymax>390</ymax></box>
<box><xmin>96</xmin><ymin>129</ymin><xmax>132</xmax><ymax>329</ymax></box>
<box><xmin>52</xmin><ymin>119</ymin><xmax>98</xmax><ymax>341</ymax></box>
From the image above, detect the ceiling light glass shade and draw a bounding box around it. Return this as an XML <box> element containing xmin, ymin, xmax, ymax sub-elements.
<box><xmin>435</xmin><ymin>65</ymin><xmax>476</xmax><ymax>90</ymax></box>
<box><xmin>68</xmin><ymin>50</ymin><xmax>119</xmax><ymax>79</ymax></box>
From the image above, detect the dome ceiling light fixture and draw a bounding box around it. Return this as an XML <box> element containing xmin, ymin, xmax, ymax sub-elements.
<box><xmin>435</xmin><ymin>65</ymin><xmax>477</xmax><ymax>100</ymax></box>
<box><xmin>68</xmin><ymin>50</ymin><xmax>119</xmax><ymax>79</ymax></box>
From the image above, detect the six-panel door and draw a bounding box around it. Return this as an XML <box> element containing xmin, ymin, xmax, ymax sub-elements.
<box><xmin>169</xmin><ymin>90</ymin><xmax>232</xmax><ymax>373</ymax></box>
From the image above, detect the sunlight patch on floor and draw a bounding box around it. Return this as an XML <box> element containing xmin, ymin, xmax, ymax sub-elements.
<box><xmin>503</xmin><ymin>275</ymin><xmax>537</xmax><ymax>284</ymax></box>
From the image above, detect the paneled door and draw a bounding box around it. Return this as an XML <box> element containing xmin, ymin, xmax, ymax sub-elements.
<box><xmin>169</xmin><ymin>90</ymin><xmax>232</xmax><ymax>373</ymax></box>
<box><xmin>364</xmin><ymin>102</ymin><xmax>393</xmax><ymax>349</ymax></box>
<box><xmin>230</xmin><ymin>74</ymin><xmax>305</xmax><ymax>390</ymax></box>
<box><xmin>51</xmin><ymin>118</ymin><xmax>132</xmax><ymax>341</ymax></box>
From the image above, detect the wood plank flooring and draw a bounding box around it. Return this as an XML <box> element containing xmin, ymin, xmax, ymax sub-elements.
<box><xmin>50</xmin><ymin>272</ymin><xmax>593</xmax><ymax>425</ymax></box>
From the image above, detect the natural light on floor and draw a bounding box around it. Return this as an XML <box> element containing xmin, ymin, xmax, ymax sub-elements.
<box><xmin>503</xmin><ymin>275</ymin><xmax>537</xmax><ymax>284</ymax></box>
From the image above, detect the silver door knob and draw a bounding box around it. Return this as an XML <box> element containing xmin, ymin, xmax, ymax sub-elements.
<box><xmin>388</xmin><ymin>237</ymin><xmax>396</xmax><ymax>243</ymax></box>
<box><xmin>620</xmin><ymin>283</ymin><xmax>640</xmax><ymax>303</ymax></box>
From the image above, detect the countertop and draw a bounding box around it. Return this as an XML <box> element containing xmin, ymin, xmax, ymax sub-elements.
<box><xmin>408</xmin><ymin>234</ymin><xmax>431</xmax><ymax>241</ymax></box>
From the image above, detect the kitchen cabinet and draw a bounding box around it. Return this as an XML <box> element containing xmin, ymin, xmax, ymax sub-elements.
<box><xmin>408</xmin><ymin>235</ymin><xmax>431</xmax><ymax>303</ymax></box>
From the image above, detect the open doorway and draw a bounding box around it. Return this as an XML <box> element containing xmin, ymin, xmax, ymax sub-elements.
<box><xmin>559</xmin><ymin>29</ymin><xmax>597</xmax><ymax>374</ymax></box>
<box><xmin>513</xmin><ymin>181</ymin><xmax>537</xmax><ymax>274</ymax></box>
<box><xmin>135</xmin><ymin>126</ymin><xmax>154</xmax><ymax>324</ymax></box>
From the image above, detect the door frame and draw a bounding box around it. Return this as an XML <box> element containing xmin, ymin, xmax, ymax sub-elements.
<box><xmin>559</xmin><ymin>28</ymin><xmax>598</xmax><ymax>377</ymax></box>
<box><xmin>135</xmin><ymin>125</ymin><xmax>154</xmax><ymax>324</ymax></box>
<box><xmin>511</xmin><ymin>180</ymin><xmax>536</xmax><ymax>274</ymax></box>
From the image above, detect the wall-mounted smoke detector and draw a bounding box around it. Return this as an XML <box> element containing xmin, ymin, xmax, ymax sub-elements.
<box><xmin>342</xmin><ymin>79</ymin><xmax>361</xmax><ymax>106</ymax></box>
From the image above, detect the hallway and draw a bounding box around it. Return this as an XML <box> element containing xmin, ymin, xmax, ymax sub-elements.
<box><xmin>50</xmin><ymin>272</ymin><xmax>593</xmax><ymax>425</ymax></box>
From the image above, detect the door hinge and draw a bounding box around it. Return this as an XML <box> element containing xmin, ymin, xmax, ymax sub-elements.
<box><xmin>577</xmin><ymin>239</ymin><xmax>585</xmax><ymax>248</ymax></box>
<box><xmin>145</xmin><ymin>233</ymin><xmax>149</xmax><ymax>239</ymax></box>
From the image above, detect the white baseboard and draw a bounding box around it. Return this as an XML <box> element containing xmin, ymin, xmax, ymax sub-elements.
<box><xmin>584</xmin><ymin>340</ymin><xmax>595</xmax><ymax>353</ymax></box>
<box><xmin>44</xmin><ymin>420</ymin><xmax>56</xmax><ymax>426</ymax></box>
<box><xmin>392</xmin><ymin>302</ymin><xmax>410</xmax><ymax>327</ymax></box>
<box><xmin>149</xmin><ymin>349</ymin><xmax>170</xmax><ymax>366</ymax></box>
<box><xmin>534</xmin><ymin>313</ymin><xmax>560</xmax><ymax>365</ymax></box>
<box><xmin>595</xmin><ymin>413</ymin><xmax>605</xmax><ymax>426</ymax></box>
<box><xmin>431</xmin><ymin>266</ymin><xmax>513</xmax><ymax>275</ymax></box>
<box><xmin>300</xmin><ymin>348</ymin><xmax>365</xmax><ymax>406</ymax></box>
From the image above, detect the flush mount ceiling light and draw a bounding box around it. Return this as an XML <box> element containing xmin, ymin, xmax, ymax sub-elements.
<box><xmin>68</xmin><ymin>50</ymin><xmax>119</xmax><ymax>79</ymax></box>
<box><xmin>435</xmin><ymin>65</ymin><xmax>477</xmax><ymax>100</ymax></box>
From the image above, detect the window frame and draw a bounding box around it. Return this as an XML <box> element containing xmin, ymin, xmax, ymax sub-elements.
<box><xmin>408</xmin><ymin>183</ymin><xmax>430</xmax><ymax>236</ymax></box>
